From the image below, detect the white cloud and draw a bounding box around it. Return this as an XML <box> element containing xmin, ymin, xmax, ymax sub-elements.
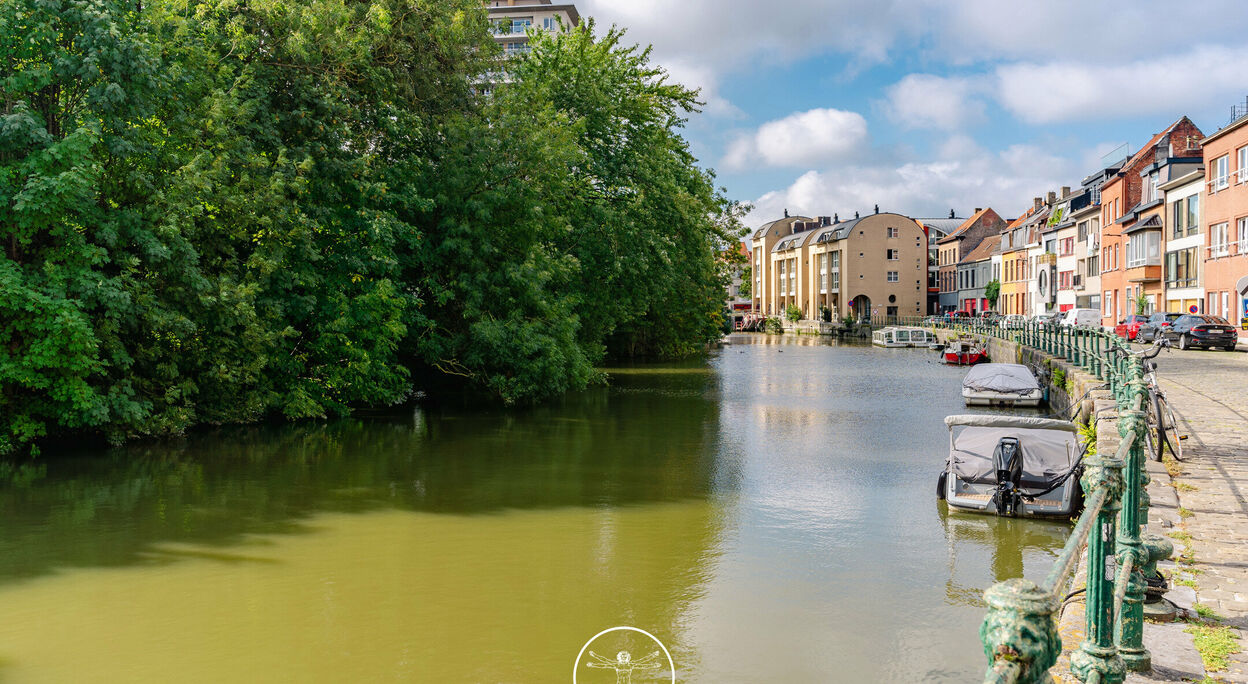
<box><xmin>882</xmin><ymin>74</ymin><xmax>986</xmax><ymax>130</ymax></box>
<box><xmin>746</xmin><ymin>142</ymin><xmax>1075</xmax><ymax>226</ymax></box>
<box><xmin>722</xmin><ymin>108</ymin><xmax>868</xmax><ymax>171</ymax></box>
<box><xmin>995</xmin><ymin>46</ymin><xmax>1248</xmax><ymax>125</ymax></box>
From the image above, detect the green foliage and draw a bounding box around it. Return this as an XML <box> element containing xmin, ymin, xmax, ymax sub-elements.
<box><xmin>1186</xmin><ymin>622</ymin><xmax>1241</xmax><ymax>672</ymax></box>
<box><xmin>764</xmin><ymin>317</ymin><xmax>783</xmax><ymax>334</ymax></box>
<box><xmin>1</xmin><ymin>2</ymin><xmax>742</xmax><ymax>451</ymax></box>
<box><xmin>1051</xmin><ymin>367</ymin><xmax>1067</xmax><ymax>392</ymax></box>
<box><xmin>1079</xmin><ymin>420</ymin><xmax>1098</xmax><ymax>455</ymax></box>
<box><xmin>785</xmin><ymin>305</ymin><xmax>803</xmax><ymax>323</ymax></box>
<box><xmin>738</xmin><ymin>265</ymin><xmax>751</xmax><ymax>299</ymax></box>
<box><xmin>1132</xmin><ymin>294</ymin><xmax>1149</xmax><ymax>315</ymax></box>
<box><xmin>985</xmin><ymin>280</ymin><xmax>1001</xmax><ymax>308</ymax></box>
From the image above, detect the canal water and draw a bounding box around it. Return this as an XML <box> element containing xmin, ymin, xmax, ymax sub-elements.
<box><xmin>0</xmin><ymin>335</ymin><xmax>1071</xmax><ymax>682</ymax></box>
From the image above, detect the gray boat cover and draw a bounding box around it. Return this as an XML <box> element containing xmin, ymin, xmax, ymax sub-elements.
<box><xmin>945</xmin><ymin>414</ymin><xmax>1080</xmax><ymax>485</ymax></box>
<box><xmin>962</xmin><ymin>363</ymin><xmax>1040</xmax><ymax>395</ymax></box>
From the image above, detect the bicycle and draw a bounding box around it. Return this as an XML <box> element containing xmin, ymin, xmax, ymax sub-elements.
<box><xmin>1113</xmin><ymin>337</ymin><xmax>1185</xmax><ymax>462</ymax></box>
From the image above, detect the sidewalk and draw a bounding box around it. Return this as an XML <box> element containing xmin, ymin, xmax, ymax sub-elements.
<box><xmin>1152</xmin><ymin>347</ymin><xmax>1248</xmax><ymax>682</ymax></box>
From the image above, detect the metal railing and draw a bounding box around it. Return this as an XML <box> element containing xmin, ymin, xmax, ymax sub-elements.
<box><xmin>920</xmin><ymin>319</ymin><xmax>1169</xmax><ymax>683</ymax></box>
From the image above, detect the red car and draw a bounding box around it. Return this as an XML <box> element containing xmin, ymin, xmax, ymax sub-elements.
<box><xmin>1114</xmin><ymin>314</ymin><xmax>1150</xmax><ymax>340</ymax></box>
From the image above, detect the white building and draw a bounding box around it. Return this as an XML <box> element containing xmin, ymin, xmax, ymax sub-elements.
<box><xmin>1161</xmin><ymin>169</ymin><xmax>1205</xmax><ymax>314</ymax></box>
<box><xmin>488</xmin><ymin>0</ymin><xmax>580</xmax><ymax>57</ymax></box>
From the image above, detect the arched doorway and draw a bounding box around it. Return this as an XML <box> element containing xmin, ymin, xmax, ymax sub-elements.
<box><xmin>851</xmin><ymin>294</ymin><xmax>872</xmax><ymax>323</ymax></box>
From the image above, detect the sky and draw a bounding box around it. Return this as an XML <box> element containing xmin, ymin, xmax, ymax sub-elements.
<box><xmin>577</xmin><ymin>0</ymin><xmax>1248</xmax><ymax>227</ymax></box>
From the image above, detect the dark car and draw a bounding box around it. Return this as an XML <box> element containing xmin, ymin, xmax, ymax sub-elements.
<box><xmin>1113</xmin><ymin>314</ymin><xmax>1151</xmax><ymax>341</ymax></box>
<box><xmin>1138</xmin><ymin>312</ymin><xmax>1183</xmax><ymax>343</ymax></box>
<box><xmin>1162</xmin><ymin>314</ymin><xmax>1240</xmax><ymax>351</ymax></box>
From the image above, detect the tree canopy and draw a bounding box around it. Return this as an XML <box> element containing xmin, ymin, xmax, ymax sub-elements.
<box><xmin>0</xmin><ymin>0</ymin><xmax>744</xmax><ymax>455</ymax></box>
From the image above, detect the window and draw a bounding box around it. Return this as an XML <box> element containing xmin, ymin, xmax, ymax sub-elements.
<box><xmin>887</xmin><ymin>271</ymin><xmax>899</xmax><ymax>283</ymax></box>
<box><xmin>1061</xmin><ymin>237</ymin><xmax>1075</xmax><ymax>256</ymax></box>
<box><xmin>1240</xmin><ymin>218</ymin><xmax>1248</xmax><ymax>254</ymax></box>
<box><xmin>831</xmin><ymin>251</ymin><xmax>840</xmax><ymax>269</ymax></box>
<box><xmin>1212</xmin><ymin>222</ymin><xmax>1230</xmax><ymax>257</ymax></box>
<box><xmin>1059</xmin><ymin>271</ymin><xmax>1073</xmax><ymax>290</ymax></box>
<box><xmin>1172</xmin><ymin>201</ymin><xmax>1184</xmax><ymax>239</ymax></box>
<box><xmin>1104</xmin><ymin>291</ymin><xmax>1113</xmax><ymax>316</ymax></box>
<box><xmin>1166</xmin><ymin>248</ymin><xmax>1199</xmax><ymax>288</ymax></box>
<box><xmin>542</xmin><ymin>16</ymin><xmax>558</xmax><ymax>30</ymax></box>
<box><xmin>1147</xmin><ymin>172</ymin><xmax>1160</xmax><ymax>202</ymax></box>
<box><xmin>1078</xmin><ymin>220</ymin><xmax>1088</xmax><ymax>241</ymax></box>
<box><xmin>1087</xmin><ymin>252</ymin><xmax>1099</xmax><ymax>277</ymax></box>
<box><xmin>1126</xmin><ymin>232</ymin><xmax>1160</xmax><ymax>268</ymax></box>
<box><xmin>1212</xmin><ymin>155</ymin><xmax>1230</xmax><ymax>192</ymax></box>
<box><xmin>504</xmin><ymin>41</ymin><xmax>532</xmax><ymax>55</ymax></box>
<box><xmin>830</xmin><ymin>270</ymin><xmax>840</xmax><ymax>290</ymax></box>
<box><xmin>1045</xmin><ymin>239</ymin><xmax>1056</xmax><ymax>254</ymax></box>
<box><xmin>887</xmin><ymin>249</ymin><xmax>900</xmax><ymax>260</ymax></box>
<box><xmin>1187</xmin><ymin>196</ymin><xmax>1199</xmax><ymax>236</ymax></box>
<box><xmin>888</xmin><ymin>227</ymin><xmax>899</xmax><ymax>238</ymax></box>
<box><xmin>1239</xmin><ymin>146</ymin><xmax>1248</xmax><ymax>184</ymax></box>
<box><xmin>887</xmin><ymin>306</ymin><xmax>898</xmax><ymax>317</ymax></box>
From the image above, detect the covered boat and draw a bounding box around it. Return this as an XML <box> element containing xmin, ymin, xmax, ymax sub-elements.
<box><xmin>872</xmin><ymin>326</ymin><xmax>936</xmax><ymax>348</ymax></box>
<box><xmin>938</xmin><ymin>415</ymin><xmax>1084</xmax><ymax>518</ymax></box>
<box><xmin>943</xmin><ymin>338</ymin><xmax>987</xmax><ymax>365</ymax></box>
<box><xmin>962</xmin><ymin>363</ymin><xmax>1043</xmax><ymax>407</ymax></box>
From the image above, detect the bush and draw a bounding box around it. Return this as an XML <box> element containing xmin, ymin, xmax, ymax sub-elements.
<box><xmin>764</xmin><ymin>317</ymin><xmax>784</xmax><ymax>334</ymax></box>
<box><xmin>785</xmin><ymin>305</ymin><xmax>803</xmax><ymax>323</ymax></box>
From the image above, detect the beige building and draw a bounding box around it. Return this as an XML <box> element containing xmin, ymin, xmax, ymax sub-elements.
<box><xmin>487</xmin><ymin>0</ymin><xmax>580</xmax><ymax>57</ymax></box>
<box><xmin>751</xmin><ymin>212</ymin><xmax>927</xmax><ymax>322</ymax></box>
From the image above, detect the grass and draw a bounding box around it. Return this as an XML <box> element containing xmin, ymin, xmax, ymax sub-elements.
<box><xmin>1176</xmin><ymin>482</ymin><xmax>1199</xmax><ymax>493</ymax></box>
<box><xmin>1169</xmin><ymin>530</ymin><xmax>1193</xmax><ymax>542</ymax></box>
<box><xmin>1164</xmin><ymin>453</ymin><xmax>1184</xmax><ymax>478</ymax></box>
<box><xmin>1174</xmin><ymin>577</ymin><xmax>1200</xmax><ymax>589</ymax></box>
<box><xmin>1195</xmin><ymin>603</ymin><xmax>1226</xmax><ymax>621</ymax></box>
<box><xmin>1186</xmin><ymin>622</ymin><xmax>1242</xmax><ymax>672</ymax></box>
<box><xmin>1179</xmin><ymin>507</ymin><xmax>1195</xmax><ymax>520</ymax></box>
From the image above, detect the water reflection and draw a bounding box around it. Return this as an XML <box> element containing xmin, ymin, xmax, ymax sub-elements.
<box><xmin>0</xmin><ymin>333</ymin><xmax>1072</xmax><ymax>682</ymax></box>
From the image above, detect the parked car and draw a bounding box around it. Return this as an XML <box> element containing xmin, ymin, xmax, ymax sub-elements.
<box><xmin>1138</xmin><ymin>312</ymin><xmax>1183</xmax><ymax>343</ymax></box>
<box><xmin>979</xmin><ymin>311</ymin><xmax>1002</xmax><ymax>325</ymax></box>
<box><xmin>999</xmin><ymin>314</ymin><xmax>1027</xmax><ymax>330</ymax></box>
<box><xmin>1161</xmin><ymin>314</ymin><xmax>1240</xmax><ymax>351</ymax></box>
<box><xmin>1113</xmin><ymin>314</ymin><xmax>1151</xmax><ymax>341</ymax></box>
<box><xmin>1061</xmin><ymin>308</ymin><xmax>1101</xmax><ymax>328</ymax></box>
<box><xmin>1030</xmin><ymin>312</ymin><xmax>1062</xmax><ymax>329</ymax></box>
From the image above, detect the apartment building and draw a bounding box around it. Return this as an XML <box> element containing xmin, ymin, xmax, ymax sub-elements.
<box><xmin>1045</xmin><ymin>187</ymin><xmax>1082</xmax><ymax>313</ymax></box>
<box><xmin>957</xmin><ymin>234</ymin><xmax>1001</xmax><ymax>314</ymax></box>
<box><xmin>935</xmin><ymin>208</ymin><xmax>1007</xmax><ymax>312</ymax></box>
<box><xmin>1069</xmin><ymin>163</ymin><xmax>1120</xmax><ymax>312</ymax></box>
<box><xmin>1200</xmin><ymin>106</ymin><xmax>1248</xmax><ymax>333</ymax></box>
<box><xmin>998</xmin><ymin>209</ymin><xmax>1038</xmax><ymax>317</ymax></box>
<box><xmin>1160</xmin><ymin>169</ymin><xmax>1205</xmax><ymax>314</ymax></box>
<box><xmin>750</xmin><ymin>212</ymin><xmax>927</xmax><ymax>322</ymax></box>
<box><xmin>916</xmin><ymin>215</ymin><xmax>965</xmax><ymax>314</ymax></box>
<box><xmin>487</xmin><ymin>0</ymin><xmax>580</xmax><ymax>56</ymax></box>
<box><xmin>1099</xmin><ymin>118</ymin><xmax>1205</xmax><ymax>326</ymax></box>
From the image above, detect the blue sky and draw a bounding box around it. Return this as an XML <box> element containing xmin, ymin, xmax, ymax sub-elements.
<box><xmin>579</xmin><ymin>0</ymin><xmax>1248</xmax><ymax>225</ymax></box>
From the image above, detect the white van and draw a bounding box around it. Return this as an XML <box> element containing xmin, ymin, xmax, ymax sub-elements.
<box><xmin>1062</xmin><ymin>308</ymin><xmax>1101</xmax><ymax>328</ymax></box>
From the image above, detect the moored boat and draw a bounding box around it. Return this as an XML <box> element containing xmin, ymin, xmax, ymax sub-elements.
<box><xmin>961</xmin><ymin>363</ymin><xmax>1043</xmax><ymax>407</ymax></box>
<box><xmin>942</xmin><ymin>338</ymin><xmax>987</xmax><ymax>365</ymax></box>
<box><xmin>938</xmin><ymin>415</ymin><xmax>1084</xmax><ymax>518</ymax></box>
<box><xmin>872</xmin><ymin>326</ymin><xmax>936</xmax><ymax>348</ymax></box>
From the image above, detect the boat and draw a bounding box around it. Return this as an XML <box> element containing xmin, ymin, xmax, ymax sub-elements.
<box><xmin>961</xmin><ymin>363</ymin><xmax>1044</xmax><ymax>407</ymax></box>
<box><xmin>872</xmin><ymin>326</ymin><xmax>936</xmax><ymax>348</ymax></box>
<box><xmin>942</xmin><ymin>338</ymin><xmax>987</xmax><ymax>365</ymax></box>
<box><xmin>938</xmin><ymin>415</ymin><xmax>1084</xmax><ymax>518</ymax></box>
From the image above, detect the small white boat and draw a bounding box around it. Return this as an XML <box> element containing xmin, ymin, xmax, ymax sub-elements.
<box><xmin>962</xmin><ymin>363</ymin><xmax>1043</xmax><ymax>407</ymax></box>
<box><xmin>872</xmin><ymin>326</ymin><xmax>935</xmax><ymax>348</ymax></box>
<box><xmin>938</xmin><ymin>414</ymin><xmax>1084</xmax><ymax>518</ymax></box>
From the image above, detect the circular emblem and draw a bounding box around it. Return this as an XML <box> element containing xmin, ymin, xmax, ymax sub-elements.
<box><xmin>1037</xmin><ymin>269</ymin><xmax>1048</xmax><ymax>296</ymax></box>
<box><xmin>574</xmin><ymin>626</ymin><xmax>675</xmax><ymax>683</ymax></box>
<box><xmin>1190</xmin><ymin>305</ymin><xmax>1199</xmax><ymax>314</ymax></box>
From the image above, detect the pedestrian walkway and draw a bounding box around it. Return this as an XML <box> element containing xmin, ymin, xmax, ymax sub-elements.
<box><xmin>1154</xmin><ymin>347</ymin><xmax>1248</xmax><ymax>682</ymax></box>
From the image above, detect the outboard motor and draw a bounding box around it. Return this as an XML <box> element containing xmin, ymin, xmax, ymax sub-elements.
<box><xmin>991</xmin><ymin>437</ymin><xmax>1024</xmax><ymax>516</ymax></box>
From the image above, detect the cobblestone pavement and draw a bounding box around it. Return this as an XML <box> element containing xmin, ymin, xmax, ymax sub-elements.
<box><xmin>1152</xmin><ymin>344</ymin><xmax>1248</xmax><ymax>682</ymax></box>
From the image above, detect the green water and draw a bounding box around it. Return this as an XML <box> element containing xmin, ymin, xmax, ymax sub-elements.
<box><xmin>0</xmin><ymin>335</ymin><xmax>1071</xmax><ymax>682</ymax></box>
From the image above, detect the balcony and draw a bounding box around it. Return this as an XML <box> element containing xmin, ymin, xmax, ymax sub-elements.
<box><xmin>1036</xmin><ymin>253</ymin><xmax>1057</xmax><ymax>266</ymax></box>
<box><xmin>1125</xmin><ymin>264</ymin><xmax>1162</xmax><ymax>283</ymax></box>
<box><xmin>1207</xmin><ymin>244</ymin><xmax>1238</xmax><ymax>260</ymax></box>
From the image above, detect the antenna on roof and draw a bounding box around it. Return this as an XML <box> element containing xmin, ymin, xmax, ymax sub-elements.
<box><xmin>874</xmin><ymin>204</ymin><xmax>879</xmax><ymax>214</ymax></box>
<box><xmin>784</xmin><ymin>208</ymin><xmax>789</xmax><ymax>218</ymax></box>
<box><xmin>854</xmin><ymin>210</ymin><xmax>859</xmax><ymax>219</ymax></box>
<box><xmin>949</xmin><ymin>209</ymin><xmax>955</xmax><ymax>219</ymax></box>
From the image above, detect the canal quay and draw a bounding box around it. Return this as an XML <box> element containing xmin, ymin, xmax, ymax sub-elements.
<box><xmin>1138</xmin><ymin>345</ymin><xmax>1248</xmax><ymax>683</ymax></box>
<box><xmin>0</xmin><ymin>335</ymin><xmax>1072</xmax><ymax>682</ymax></box>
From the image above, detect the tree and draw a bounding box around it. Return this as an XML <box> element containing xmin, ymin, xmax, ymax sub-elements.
<box><xmin>985</xmin><ymin>280</ymin><xmax>1001</xmax><ymax>309</ymax></box>
<box><xmin>739</xmin><ymin>265</ymin><xmax>752</xmax><ymax>299</ymax></box>
<box><xmin>786</xmin><ymin>305</ymin><xmax>803</xmax><ymax>323</ymax></box>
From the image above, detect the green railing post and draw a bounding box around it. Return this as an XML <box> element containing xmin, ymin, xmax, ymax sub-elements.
<box><xmin>1070</xmin><ymin>449</ymin><xmax>1128</xmax><ymax>684</ymax></box>
<box><xmin>1093</xmin><ymin>331</ymin><xmax>1104</xmax><ymax>380</ymax></box>
<box><xmin>1114</xmin><ymin>369</ymin><xmax>1151</xmax><ymax>671</ymax></box>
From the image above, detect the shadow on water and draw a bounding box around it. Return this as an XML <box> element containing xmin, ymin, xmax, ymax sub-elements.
<box><xmin>0</xmin><ymin>368</ymin><xmax>723</xmax><ymax>588</ymax></box>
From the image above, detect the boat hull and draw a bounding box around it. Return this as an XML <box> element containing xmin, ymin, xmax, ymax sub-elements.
<box><xmin>944</xmin><ymin>351</ymin><xmax>987</xmax><ymax>365</ymax></box>
<box><xmin>943</xmin><ymin>471</ymin><xmax>1080</xmax><ymax>518</ymax></box>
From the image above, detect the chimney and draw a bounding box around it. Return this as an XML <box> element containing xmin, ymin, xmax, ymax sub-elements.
<box><xmin>833</xmin><ymin>213</ymin><xmax>839</xmax><ymax>224</ymax></box>
<box><xmin>949</xmin><ymin>209</ymin><xmax>955</xmax><ymax>219</ymax></box>
<box><xmin>1046</xmin><ymin>191</ymin><xmax>1056</xmax><ymax>206</ymax></box>
<box><xmin>974</xmin><ymin>208</ymin><xmax>982</xmax><ymax>214</ymax></box>
<box><xmin>874</xmin><ymin>204</ymin><xmax>879</xmax><ymax>214</ymax></box>
<box><xmin>1061</xmin><ymin>186</ymin><xmax>1071</xmax><ymax>199</ymax></box>
<box><xmin>854</xmin><ymin>210</ymin><xmax>860</xmax><ymax>219</ymax></box>
<box><xmin>784</xmin><ymin>208</ymin><xmax>789</xmax><ymax>218</ymax></box>
<box><xmin>1034</xmin><ymin>197</ymin><xmax>1043</xmax><ymax>212</ymax></box>
<box><xmin>819</xmin><ymin>215</ymin><xmax>831</xmax><ymax>227</ymax></box>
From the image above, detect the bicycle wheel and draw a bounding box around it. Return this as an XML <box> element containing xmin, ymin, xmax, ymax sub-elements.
<box><xmin>1159</xmin><ymin>395</ymin><xmax>1184</xmax><ymax>461</ymax></box>
<box><xmin>1152</xmin><ymin>391</ymin><xmax>1176</xmax><ymax>461</ymax></box>
<box><xmin>1145</xmin><ymin>393</ymin><xmax>1162</xmax><ymax>461</ymax></box>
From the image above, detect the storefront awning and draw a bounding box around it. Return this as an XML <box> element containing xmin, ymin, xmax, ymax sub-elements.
<box><xmin>1236</xmin><ymin>274</ymin><xmax>1248</xmax><ymax>294</ymax></box>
